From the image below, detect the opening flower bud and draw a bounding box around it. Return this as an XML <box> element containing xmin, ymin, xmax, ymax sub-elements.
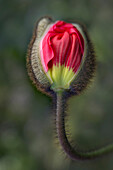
<box><xmin>27</xmin><ymin>17</ymin><xmax>95</xmax><ymax>95</ymax></box>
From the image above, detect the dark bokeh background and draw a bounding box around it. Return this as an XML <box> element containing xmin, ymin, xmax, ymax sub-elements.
<box><xmin>1</xmin><ymin>0</ymin><xmax>113</xmax><ymax>169</ymax></box>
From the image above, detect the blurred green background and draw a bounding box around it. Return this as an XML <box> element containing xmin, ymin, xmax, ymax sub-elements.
<box><xmin>1</xmin><ymin>0</ymin><xmax>113</xmax><ymax>169</ymax></box>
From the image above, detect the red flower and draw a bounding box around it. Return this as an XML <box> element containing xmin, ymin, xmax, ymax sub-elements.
<box><xmin>40</xmin><ymin>21</ymin><xmax>84</xmax><ymax>73</ymax></box>
<box><xmin>39</xmin><ymin>20</ymin><xmax>85</xmax><ymax>91</ymax></box>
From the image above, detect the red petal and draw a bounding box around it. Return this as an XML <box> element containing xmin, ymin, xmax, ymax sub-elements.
<box><xmin>51</xmin><ymin>31</ymin><xmax>70</xmax><ymax>66</ymax></box>
<box><xmin>40</xmin><ymin>33</ymin><xmax>54</xmax><ymax>72</ymax></box>
<box><xmin>40</xmin><ymin>21</ymin><xmax>84</xmax><ymax>73</ymax></box>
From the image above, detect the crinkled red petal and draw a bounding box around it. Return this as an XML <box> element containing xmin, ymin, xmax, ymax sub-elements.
<box><xmin>40</xmin><ymin>21</ymin><xmax>84</xmax><ymax>73</ymax></box>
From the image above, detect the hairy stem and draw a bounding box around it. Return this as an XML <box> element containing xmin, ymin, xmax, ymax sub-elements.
<box><xmin>56</xmin><ymin>91</ymin><xmax>113</xmax><ymax>160</ymax></box>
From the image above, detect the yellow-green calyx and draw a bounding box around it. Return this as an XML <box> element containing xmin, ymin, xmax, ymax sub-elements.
<box><xmin>47</xmin><ymin>64</ymin><xmax>75</xmax><ymax>92</ymax></box>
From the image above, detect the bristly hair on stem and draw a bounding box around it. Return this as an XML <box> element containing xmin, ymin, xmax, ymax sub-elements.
<box><xmin>55</xmin><ymin>91</ymin><xmax>113</xmax><ymax>160</ymax></box>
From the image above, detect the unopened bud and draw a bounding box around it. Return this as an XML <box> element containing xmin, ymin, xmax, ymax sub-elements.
<box><xmin>27</xmin><ymin>17</ymin><xmax>96</xmax><ymax>96</ymax></box>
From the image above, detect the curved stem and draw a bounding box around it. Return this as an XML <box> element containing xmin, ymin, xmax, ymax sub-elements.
<box><xmin>56</xmin><ymin>92</ymin><xmax>113</xmax><ymax>160</ymax></box>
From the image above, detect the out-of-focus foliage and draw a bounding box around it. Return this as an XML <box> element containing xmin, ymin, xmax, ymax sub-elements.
<box><xmin>1</xmin><ymin>0</ymin><xmax>113</xmax><ymax>169</ymax></box>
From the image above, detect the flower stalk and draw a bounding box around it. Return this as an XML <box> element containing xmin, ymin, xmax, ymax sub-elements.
<box><xmin>56</xmin><ymin>92</ymin><xmax>113</xmax><ymax>160</ymax></box>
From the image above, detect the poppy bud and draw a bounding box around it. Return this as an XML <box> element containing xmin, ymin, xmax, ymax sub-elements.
<box><xmin>27</xmin><ymin>17</ymin><xmax>96</xmax><ymax>96</ymax></box>
<box><xmin>27</xmin><ymin>17</ymin><xmax>113</xmax><ymax>161</ymax></box>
